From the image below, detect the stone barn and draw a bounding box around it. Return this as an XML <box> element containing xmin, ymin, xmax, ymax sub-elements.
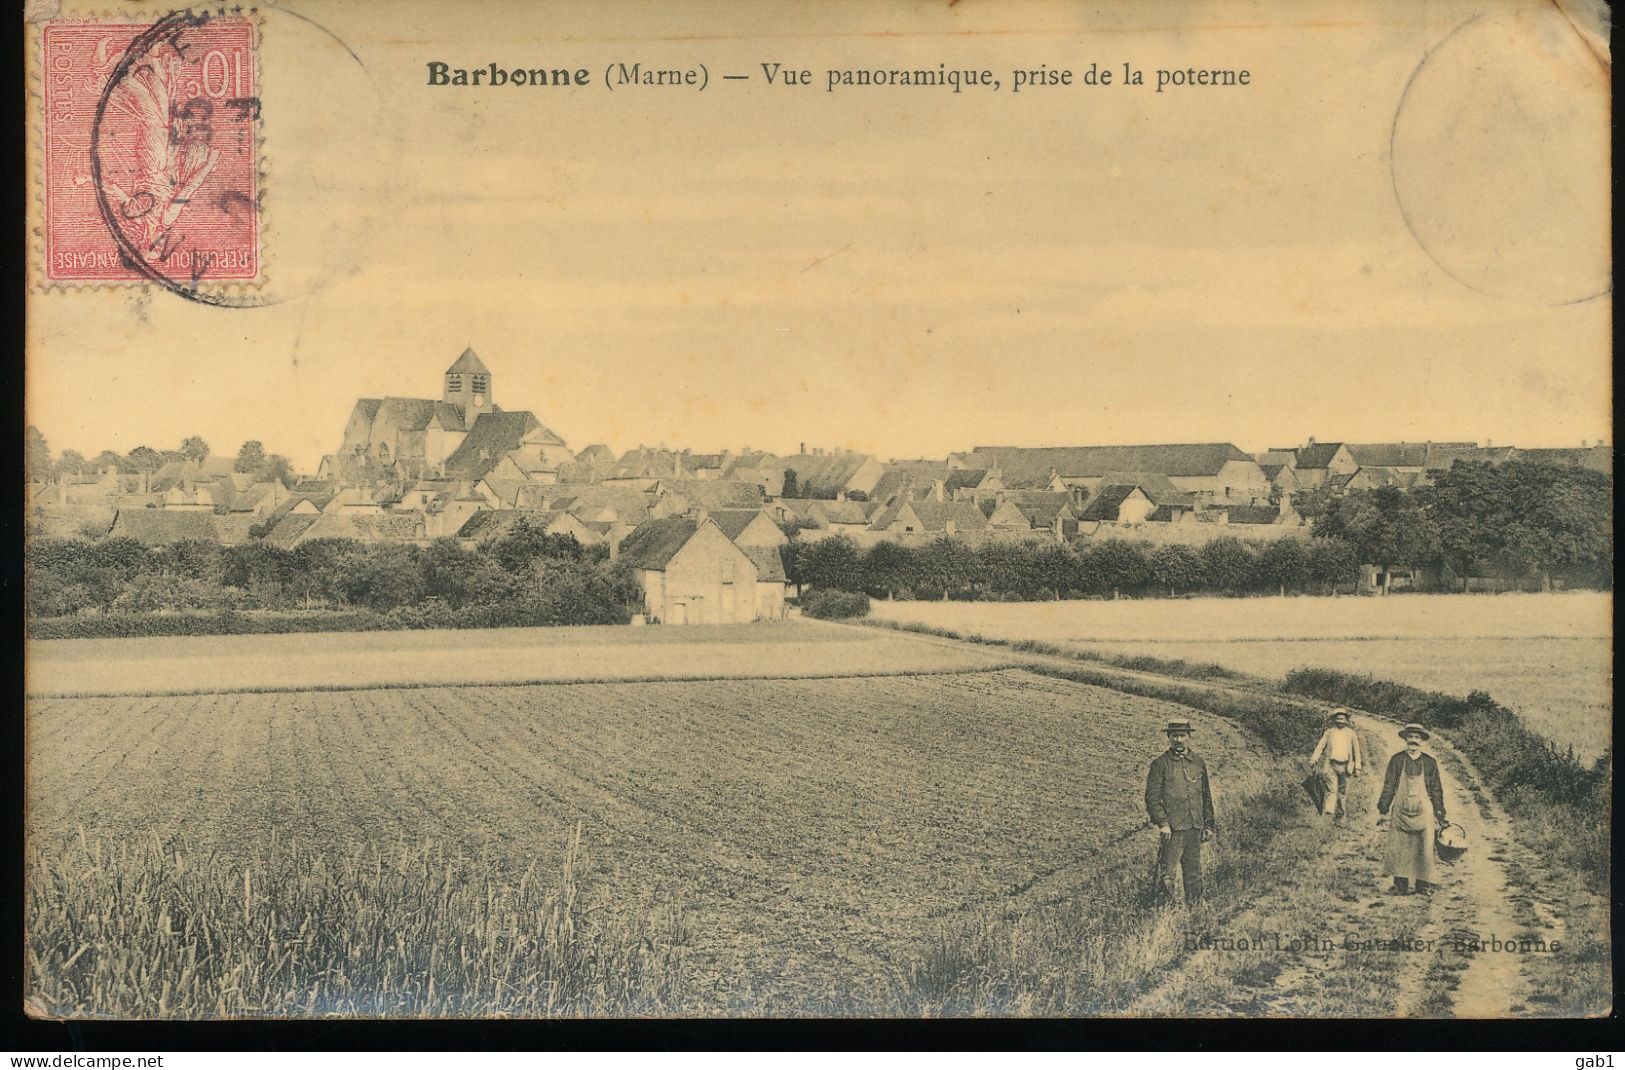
<box><xmin>618</xmin><ymin>517</ymin><xmax>760</xmax><ymax>625</ymax></box>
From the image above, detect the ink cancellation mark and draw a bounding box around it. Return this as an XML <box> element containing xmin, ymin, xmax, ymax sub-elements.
<box><xmin>41</xmin><ymin>10</ymin><xmax>261</xmax><ymax>295</ymax></box>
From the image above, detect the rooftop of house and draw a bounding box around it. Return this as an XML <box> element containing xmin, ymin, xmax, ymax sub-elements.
<box><xmin>617</xmin><ymin>517</ymin><xmax>704</xmax><ymax>571</ymax></box>
<box><xmin>969</xmin><ymin>444</ymin><xmax>1253</xmax><ymax>486</ymax></box>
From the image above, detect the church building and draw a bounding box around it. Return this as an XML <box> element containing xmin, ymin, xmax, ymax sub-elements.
<box><xmin>327</xmin><ymin>349</ymin><xmax>573</xmax><ymax>482</ymax></box>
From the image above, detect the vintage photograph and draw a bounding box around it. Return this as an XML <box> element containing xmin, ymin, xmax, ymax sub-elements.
<box><xmin>22</xmin><ymin>0</ymin><xmax>1611</xmax><ymax>1019</ymax></box>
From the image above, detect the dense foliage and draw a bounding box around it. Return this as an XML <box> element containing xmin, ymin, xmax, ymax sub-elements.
<box><xmin>783</xmin><ymin>534</ymin><xmax>1361</xmax><ymax>601</ymax></box>
<box><xmin>799</xmin><ymin>590</ymin><xmax>872</xmax><ymax>620</ymax></box>
<box><xmin>1317</xmin><ymin>461</ymin><xmax>1613</xmax><ymax>589</ymax></box>
<box><xmin>26</xmin><ymin>520</ymin><xmax>641</xmax><ymax>632</ymax></box>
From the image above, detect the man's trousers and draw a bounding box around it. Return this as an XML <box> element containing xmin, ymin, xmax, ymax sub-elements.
<box><xmin>1322</xmin><ymin>760</ymin><xmax>1351</xmax><ymax>817</ymax></box>
<box><xmin>1159</xmin><ymin>828</ymin><xmax>1204</xmax><ymax>903</ymax></box>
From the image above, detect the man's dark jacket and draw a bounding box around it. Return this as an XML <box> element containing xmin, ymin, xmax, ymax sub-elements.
<box><xmin>1145</xmin><ymin>748</ymin><xmax>1216</xmax><ymax>832</ymax></box>
<box><xmin>1375</xmin><ymin>751</ymin><xmax>1447</xmax><ymax>823</ymax></box>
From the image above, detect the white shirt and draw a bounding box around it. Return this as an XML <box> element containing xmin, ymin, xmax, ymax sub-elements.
<box><xmin>1311</xmin><ymin>725</ymin><xmax>1363</xmax><ymax>772</ymax></box>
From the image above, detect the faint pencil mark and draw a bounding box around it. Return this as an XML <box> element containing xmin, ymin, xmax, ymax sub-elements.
<box><xmin>801</xmin><ymin>242</ymin><xmax>852</xmax><ymax>273</ymax></box>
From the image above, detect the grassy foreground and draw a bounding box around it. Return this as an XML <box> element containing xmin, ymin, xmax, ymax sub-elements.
<box><xmin>27</xmin><ymin>828</ymin><xmax>690</xmax><ymax>1018</ymax></box>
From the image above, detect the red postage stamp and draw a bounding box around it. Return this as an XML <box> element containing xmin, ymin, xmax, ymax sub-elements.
<box><xmin>40</xmin><ymin>12</ymin><xmax>260</xmax><ymax>289</ymax></box>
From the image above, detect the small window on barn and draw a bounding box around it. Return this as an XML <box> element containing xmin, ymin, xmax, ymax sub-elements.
<box><xmin>722</xmin><ymin>560</ymin><xmax>735</xmax><ymax>583</ymax></box>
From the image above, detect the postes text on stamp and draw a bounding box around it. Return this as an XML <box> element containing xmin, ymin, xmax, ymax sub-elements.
<box><xmin>41</xmin><ymin>11</ymin><xmax>260</xmax><ymax>289</ymax></box>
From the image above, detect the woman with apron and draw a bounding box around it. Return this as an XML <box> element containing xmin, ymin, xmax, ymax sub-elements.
<box><xmin>1375</xmin><ymin>723</ymin><xmax>1448</xmax><ymax>895</ymax></box>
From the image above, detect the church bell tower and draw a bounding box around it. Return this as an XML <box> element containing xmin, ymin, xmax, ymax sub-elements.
<box><xmin>443</xmin><ymin>347</ymin><xmax>493</xmax><ymax>422</ymax></box>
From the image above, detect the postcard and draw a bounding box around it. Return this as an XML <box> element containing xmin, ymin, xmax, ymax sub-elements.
<box><xmin>23</xmin><ymin>0</ymin><xmax>1611</xmax><ymax>1019</ymax></box>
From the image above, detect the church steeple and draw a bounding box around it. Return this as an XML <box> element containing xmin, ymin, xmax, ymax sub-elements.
<box><xmin>443</xmin><ymin>347</ymin><xmax>492</xmax><ymax>418</ymax></box>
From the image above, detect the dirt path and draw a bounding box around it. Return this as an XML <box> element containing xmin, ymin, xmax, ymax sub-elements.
<box><xmin>846</xmin><ymin>620</ymin><xmax>1545</xmax><ymax>1017</ymax></box>
<box><xmin>1348</xmin><ymin>714</ymin><xmax>1532</xmax><ymax>1017</ymax></box>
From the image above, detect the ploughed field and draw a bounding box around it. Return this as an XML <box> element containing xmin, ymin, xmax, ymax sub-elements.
<box><xmin>869</xmin><ymin>592</ymin><xmax>1613</xmax><ymax>758</ymax></box>
<box><xmin>25</xmin><ymin>620</ymin><xmax>1021</xmax><ymax>697</ymax></box>
<box><xmin>27</xmin><ymin>667</ymin><xmax>1267</xmax><ymax>1014</ymax></box>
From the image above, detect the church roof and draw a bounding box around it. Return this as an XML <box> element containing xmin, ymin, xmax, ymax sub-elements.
<box><xmin>442</xmin><ymin>410</ymin><xmax>552</xmax><ymax>478</ymax></box>
<box><xmin>446</xmin><ymin>347</ymin><xmax>490</xmax><ymax>375</ymax></box>
<box><xmin>376</xmin><ymin>397</ymin><xmax>442</xmax><ymax>433</ymax></box>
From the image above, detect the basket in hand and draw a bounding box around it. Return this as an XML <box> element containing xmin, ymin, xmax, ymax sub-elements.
<box><xmin>1435</xmin><ymin>821</ymin><xmax>1468</xmax><ymax>863</ymax></box>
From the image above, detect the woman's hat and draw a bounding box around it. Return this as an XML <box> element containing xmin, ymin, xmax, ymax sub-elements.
<box><xmin>1399</xmin><ymin>723</ymin><xmax>1430</xmax><ymax>741</ymax></box>
<box><xmin>1165</xmin><ymin>719</ymin><xmax>1195</xmax><ymax>735</ymax></box>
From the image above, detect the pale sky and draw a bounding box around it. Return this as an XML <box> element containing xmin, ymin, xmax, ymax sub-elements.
<box><xmin>27</xmin><ymin>0</ymin><xmax>1612</xmax><ymax>471</ymax></box>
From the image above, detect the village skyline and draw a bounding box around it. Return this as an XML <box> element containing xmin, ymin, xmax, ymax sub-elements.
<box><xmin>26</xmin><ymin>345</ymin><xmax>1612</xmax><ymax>476</ymax></box>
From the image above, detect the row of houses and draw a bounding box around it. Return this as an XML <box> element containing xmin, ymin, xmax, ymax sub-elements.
<box><xmin>27</xmin><ymin>350</ymin><xmax>1612</xmax><ymax>622</ymax></box>
<box><xmin>1256</xmin><ymin>439</ymin><xmax>1612</xmax><ymax>494</ymax></box>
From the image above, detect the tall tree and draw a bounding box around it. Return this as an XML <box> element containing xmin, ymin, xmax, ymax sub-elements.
<box><xmin>262</xmin><ymin>454</ymin><xmax>295</xmax><ymax>485</ymax></box>
<box><xmin>1317</xmin><ymin>486</ymin><xmax>1439</xmax><ymax>593</ymax></box>
<box><xmin>55</xmin><ymin>449</ymin><xmax>87</xmax><ymax>478</ymax></box>
<box><xmin>180</xmin><ymin>436</ymin><xmax>211</xmax><ymax>463</ymax></box>
<box><xmin>24</xmin><ymin>426</ymin><xmax>52</xmax><ymax>483</ymax></box>
<box><xmin>1149</xmin><ymin>544</ymin><xmax>1205</xmax><ymax>597</ymax></box>
<box><xmin>796</xmin><ymin>535</ymin><xmax>864</xmax><ymax>592</ymax></box>
<box><xmin>91</xmin><ymin>450</ymin><xmax>127</xmax><ymax>473</ymax></box>
<box><xmin>126</xmin><ymin>445</ymin><xmax>163</xmax><ymax>473</ymax></box>
<box><xmin>235</xmin><ymin>440</ymin><xmax>267</xmax><ymax>474</ymax></box>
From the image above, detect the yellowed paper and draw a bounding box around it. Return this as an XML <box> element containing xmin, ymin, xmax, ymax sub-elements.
<box><xmin>24</xmin><ymin>0</ymin><xmax>1611</xmax><ymax>1019</ymax></box>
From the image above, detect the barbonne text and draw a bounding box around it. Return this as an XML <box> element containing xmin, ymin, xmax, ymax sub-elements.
<box><xmin>425</xmin><ymin>61</ymin><xmax>1252</xmax><ymax>94</ymax></box>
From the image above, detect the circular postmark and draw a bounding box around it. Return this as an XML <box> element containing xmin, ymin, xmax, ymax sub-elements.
<box><xmin>1389</xmin><ymin>8</ymin><xmax>1611</xmax><ymax>307</ymax></box>
<box><xmin>91</xmin><ymin>9</ymin><xmax>268</xmax><ymax>306</ymax></box>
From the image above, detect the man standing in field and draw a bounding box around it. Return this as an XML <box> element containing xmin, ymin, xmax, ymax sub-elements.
<box><xmin>1145</xmin><ymin>719</ymin><xmax>1217</xmax><ymax>905</ymax></box>
<box><xmin>1308</xmin><ymin>708</ymin><xmax>1363</xmax><ymax>820</ymax></box>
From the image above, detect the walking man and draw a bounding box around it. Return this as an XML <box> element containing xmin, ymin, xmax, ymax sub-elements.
<box><xmin>1308</xmin><ymin>708</ymin><xmax>1363</xmax><ymax>819</ymax></box>
<box><xmin>1145</xmin><ymin>718</ymin><xmax>1217</xmax><ymax>905</ymax></box>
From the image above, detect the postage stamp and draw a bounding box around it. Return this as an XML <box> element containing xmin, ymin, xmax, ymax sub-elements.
<box><xmin>39</xmin><ymin>11</ymin><xmax>261</xmax><ymax>290</ymax></box>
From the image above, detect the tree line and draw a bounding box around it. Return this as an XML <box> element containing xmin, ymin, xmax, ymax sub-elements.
<box><xmin>783</xmin><ymin>533</ymin><xmax>1361</xmax><ymax>600</ymax></box>
<box><xmin>26</xmin><ymin>521</ymin><xmax>640</xmax><ymax>630</ymax></box>
<box><xmin>788</xmin><ymin>460</ymin><xmax>1612</xmax><ymax>599</ymax></box>
<box><xmin>1315</xmin><ymin>460</ymin><xmax>1613</xmax><ymax>590</ymax></box>
<box><xmin>25</xmin><ymin>426</ymin><xmax>297</xmax><ymax>486</ymax></box>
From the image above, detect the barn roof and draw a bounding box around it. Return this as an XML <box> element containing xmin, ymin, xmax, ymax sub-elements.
<box><xmin>663</xmin><ymin>479</ymin><xmax>765</xmax><ymax>510</ymax></box>
<box><xmin>617</xmin><ymin>517</ymin><xmax>701</xmax><ymax>570</ymax></box>
<box><xmin>944</xmin><ymin>468</ymin><xmax>990</xmax><ymax>493</ymax></box>
<box><xmin>106</xmin><ymin>509</ymin><xmax>222</xmax><ymax>544</ymax></box>
<box><xmin>814</xmin><ymin>500</ymin><xmax>872</xmax><ymax>526</ymax></box>
<box><xmin>971</xmin><ymin>444</ymin><xmax>1252</xmax><ymax>486</ymax></box>
<box><xmin>1347</xmin><ymin>442</ymin><xmax>1474</xmax><ymax>468</ymax></box>
<box><xmin>263</xmin><ymin>513</ymin><xmax>321</xmax><ymax>548</ymax></box>
<box><xmin>1078</xmin><ymin>484</ymin><xmax>1145</xmax><ymax>521</ymax></box>
<box><xmin>1095</xmin><ymin>472</ymin><xmax>1192</xmax><ymax>504</ymax></box>
<box><xmin>871</xmin><ymin>500</ymin><xmax>988</xmax><ymax>531</ymax></box>
<box><xmin>741</xmin><ymin>545</ymin><xmax>786</xmax><ymax>583</ymax></box>
<box><xmin>455</xmin><ymin>509</ymin><xmax>566</xmax><ymax>542</ymax></box>
<box><xmin>1294</xmin><ymin>442</ymin><xmax>1346</xmax><ymax>470</ymax></box>
<box><xmin>780</xmin><ymin>453</ymin><xmax>876</xmax><ymax>498</ymax></box>
<box><xmin>1014</xmin><ymin>500</ymin><xmax>1071</xmax><ymax>525</ymax></box>
<box><xmin>103</xmin><ymin>510</ymin><xmax>260</xmax><ymax>546</ymax></box>
<box><xmin>706</xmin><ymin>508</ymin><xmax>772</xmax><ymax>541</ymax></box>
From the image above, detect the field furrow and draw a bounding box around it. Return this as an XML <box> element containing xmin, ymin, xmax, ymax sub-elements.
<box><xmin>27</xmin><ymin>664</ymin><xmax>1277</xmax><ymax>1009</ymax></box>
